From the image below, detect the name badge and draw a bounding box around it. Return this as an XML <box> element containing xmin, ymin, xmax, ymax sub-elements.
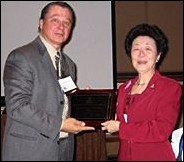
<box><xmin>58</xmin><ymin>76</ymin><xmax>77</xmax><ymax>93</ymax></box>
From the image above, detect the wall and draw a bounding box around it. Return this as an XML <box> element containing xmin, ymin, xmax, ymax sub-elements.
<box><xmin>115</xmin><ymin>1</ymin><xmax>183</xmax><ymax>76</ymax></box>
<box><xmin>1</xmin><ymin>1</ymin><xmax>114</xmax><ymax>96</ymax></box>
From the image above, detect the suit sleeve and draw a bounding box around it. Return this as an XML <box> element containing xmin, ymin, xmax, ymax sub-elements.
<box><xmin>3</xmin><ymin>50</ymin><xmax>61</xmax><ymax>140</ymax></box>
<box><xmin>118</xmin><ymin>82</ymin><xmax>182</xmax><ymax>142</ymax></box>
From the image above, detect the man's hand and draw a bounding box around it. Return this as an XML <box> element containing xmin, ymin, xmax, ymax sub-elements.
<box><xmin>61</xmin><ymin>118</ymin><xmax>95</xmax><ymax>134</ymax></box>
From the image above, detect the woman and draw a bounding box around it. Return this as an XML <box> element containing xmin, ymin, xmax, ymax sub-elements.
<box><xmin>101</xmin><ymin>23</ymin><xmax>182</xmax><ymax>161</ymax></box>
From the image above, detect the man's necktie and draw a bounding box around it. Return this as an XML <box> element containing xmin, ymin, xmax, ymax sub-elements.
<box><xmin>55</xmin><ymin>52</ymin><xmax>60</xmax><ymax>79</ymax></box>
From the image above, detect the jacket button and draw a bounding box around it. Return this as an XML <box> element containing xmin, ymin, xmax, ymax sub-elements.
<box><xmin>60</xmin><ymin>101</ymin><xmax>64</xmax><ymax>104</ymax></box>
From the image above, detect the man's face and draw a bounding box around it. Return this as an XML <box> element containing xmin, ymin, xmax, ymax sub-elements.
<box><xmin>39</xmin><ymin>5</ymin><xmax>72</xmax><ymax>49</ymax></box>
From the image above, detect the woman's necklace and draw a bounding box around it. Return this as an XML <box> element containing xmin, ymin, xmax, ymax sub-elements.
<box><xmin>136</xmin><ymin>71</ymin><xmax>155</xmax><ymax>86</ymax></box>
<box><xmin>137</xmin><ymin>82</ymin><xmax>146</xmax><ymax>86</ymax></box>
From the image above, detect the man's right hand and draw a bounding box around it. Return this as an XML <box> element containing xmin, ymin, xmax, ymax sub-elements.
<box><xmin>60</xmin><ymin>117</ymin><xmax>95</xmax><ymax>134</ymax></box>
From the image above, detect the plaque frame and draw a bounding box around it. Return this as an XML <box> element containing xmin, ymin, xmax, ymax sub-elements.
<box><xmin>70</xmin><ymin>89</ymin><xmax>116</xmax><ymax>128</ymax></box>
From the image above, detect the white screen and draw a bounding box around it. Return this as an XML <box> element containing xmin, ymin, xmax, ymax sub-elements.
<box><xmin>1</xmin><ymin>1</ymin><xmax>114</xmax><ymax>96</ymax></box>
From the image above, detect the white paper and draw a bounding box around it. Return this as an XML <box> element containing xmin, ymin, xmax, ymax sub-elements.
<box><xmin>58</xmin><ymin>76</ymin><xmax>77</xmax><ymax>92</ymax></box>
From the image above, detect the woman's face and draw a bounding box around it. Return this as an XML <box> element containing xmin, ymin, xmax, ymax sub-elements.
<box><xmin>131</xmin><ymin>36</ymin><xmax>160</xmax><ymax>74</ymax></box>
<box><xmin>39</xmin><ymin>5</ymin><xmax>72</xmax><ymax>49</ymax></box>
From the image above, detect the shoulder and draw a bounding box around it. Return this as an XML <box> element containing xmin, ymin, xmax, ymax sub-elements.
<box><xmin>118</xmin><ymin>79</ymin><xmax>134</xmax><ymax>95</ymax></box>
<box><xmin>156</xmin><ymin>74</ymin><xmax>182</xmax><ymax>98</ymax></box>
<box><xmin>159</xmin><ymin>75</ymin><xmax>182</xmax><ymax>90</ymax></box>
<box><xmin>119</xmin><ymin>79</ymin><xmax>133</xmax><ymax>90</ymax></box>
<box><xmin>62</xmin><ymin>53</ymin><xmax>76</xmax><ymax>66</ymax></box>
<box><xmin>7</xmin><ymin>37</ymin><xmax>41</xmax><ymax>59</ymax></box>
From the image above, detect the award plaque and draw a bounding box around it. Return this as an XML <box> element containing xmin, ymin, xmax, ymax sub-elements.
<box><xmin>70</xmin><ymin>89</ymin><xmax>116</xmax><ymax>128</ymax></box>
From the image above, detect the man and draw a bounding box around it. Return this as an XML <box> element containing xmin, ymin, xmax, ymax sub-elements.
<box><xmin>171</xmin><ymin>127</ymin><xmax>183</xmax><ymax>161</ymax></box>
<box><xmin>2</xmin><ymin>2</ymin><xmax>94</xmax><ymax>161</ymax></box>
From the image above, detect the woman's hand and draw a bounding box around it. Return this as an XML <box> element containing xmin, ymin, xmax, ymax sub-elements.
<box><xmin>101</xmin><ymin>120</ymin><xmax>120</xmax><ymax>133</ymax></box>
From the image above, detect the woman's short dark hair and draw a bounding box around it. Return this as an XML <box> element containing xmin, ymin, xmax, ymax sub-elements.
<box><xmin>39</xmin><ymin>1</ymin><xmax>76</xmax><ymax>31</ymax></box>
<box><xmin>124</xmin><ymin>23</ymin><xmax>168</xmax><ymax>58</ymax></box>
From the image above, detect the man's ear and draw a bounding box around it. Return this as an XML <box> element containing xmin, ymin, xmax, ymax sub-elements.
<box><xmin>39</xmin><ymin>19</ymin><xmax>43</xmax><ymax>31</ymax></box>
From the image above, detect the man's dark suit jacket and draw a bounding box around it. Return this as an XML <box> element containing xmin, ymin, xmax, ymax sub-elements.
<box><xmin>2</xmin><ymin>36</ymin><xmax>76</xmax><ymax>161</ymax></box>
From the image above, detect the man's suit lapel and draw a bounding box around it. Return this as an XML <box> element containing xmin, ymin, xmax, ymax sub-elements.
<box><xmin>42</xmin><ymin>51</ymin><xmax>58</xmax><ymax>80</ymax></box>
<box><xmin>34</xmin><ymin>36</ymin><xmax>62</xmax><ymax>93</ymax></box>
<box><xmin>60</xmin><ymin>52</ymin><xmax>75</xmax><ymax>81</ymax></box>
